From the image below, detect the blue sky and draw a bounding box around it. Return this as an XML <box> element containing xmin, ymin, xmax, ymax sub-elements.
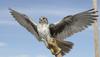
<box><xmin>0</xmin><ymin>0</ymin><xmax>100</xmax><ymax>57</ymax></box>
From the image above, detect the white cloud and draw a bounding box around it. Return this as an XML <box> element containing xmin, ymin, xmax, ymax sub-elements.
<box><xmin>0</xmin><ymin>42</ymin><xmax>7</xmax><ymax>47</ymax></box>
<box><xmin>15</xmin><ymin>54</ymin><xmax>30</xmax><ymax>57</ymax></box>
<box><xmin>0</xmin><ymin>21</ymin><xmax>17</xmax><ymax>25</ymax></box>
<box><xmin>36</xmin><ymin>54</ymin><xmax>47</xmax><ymax>57</ymax></box>
<box><xmin>9</xmin><ymin>54</ymin><xmax>31</xmax><ymax>57</ymax></box>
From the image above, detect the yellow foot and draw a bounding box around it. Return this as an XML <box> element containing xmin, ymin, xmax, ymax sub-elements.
<box><xmin>55</xmin><ymin>48</ymin><xmax>61</xmax><ymax>55</ymax></box>
<box><xmin>50</xmin><ymin>48</ymin><xmax>55</xmax><ymax>55</ymax></box>
<box><xmin>50</xmin><ymin>47</ymin><xmax>61</xmax><ymax>55</ymax></box>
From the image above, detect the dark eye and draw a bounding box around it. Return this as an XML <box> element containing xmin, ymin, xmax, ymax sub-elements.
<box><xmin>43</xmin><ymin>18</ymin><xmax>45</xmax><ymax>20</ymax></box>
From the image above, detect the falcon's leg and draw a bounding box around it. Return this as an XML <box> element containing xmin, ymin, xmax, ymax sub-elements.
<box><xmin>46</xmin><ymin>38</ymin><xmax>61</xmax><ymax>55</ymax></box>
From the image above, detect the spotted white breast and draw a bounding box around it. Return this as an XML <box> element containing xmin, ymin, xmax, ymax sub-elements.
<box><xmin>37</xmin><ymin>24</ymin><xmax>51</xmax><ymax>40</ymax></box>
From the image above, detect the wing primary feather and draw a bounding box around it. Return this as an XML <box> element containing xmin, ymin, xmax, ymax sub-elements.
<box><xmin>9</xmin><ymin>9</ymin><xmax>41</xmax><ymax>41</ymax></box>
<box><xmin>49</xmin><ymin>9</ymin><xmax>98</xmax><ymax>40</ymax></box>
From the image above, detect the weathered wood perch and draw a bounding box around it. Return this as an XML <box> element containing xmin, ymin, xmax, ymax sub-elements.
<box><xmin>55</xmin><ymin>53</ymin><xmax>62</xmax><ymax>57</ymax></box>
<box><xmin>92</xmin><ymin>0</ymin><xmax>100</xmax><ymax>57</ymax></box>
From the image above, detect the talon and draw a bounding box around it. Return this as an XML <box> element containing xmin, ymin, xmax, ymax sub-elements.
<box><xmin>55</xmin><ymin>48</ymin><xmax>61</xmax><ymax>55</ymax></box>
<box><xmin>47</xmin><ymin>45</ymin><xmax>50</xmax><ymax>49</ymax></box>
<box><xmin>50</xmin><ymin>48</ymin><xmax>55</xmax><ymax>55</ymax></box>
<box><xmin>49</xmin><ymin>46</ymin><xmax>62</xmax><ymax>55</ymax></box>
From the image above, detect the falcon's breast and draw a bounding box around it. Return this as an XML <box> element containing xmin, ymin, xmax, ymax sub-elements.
<box><xmin>37</xmin><ymin>24</ymin><xmax>51</xmax><ymax>39</ymax></box>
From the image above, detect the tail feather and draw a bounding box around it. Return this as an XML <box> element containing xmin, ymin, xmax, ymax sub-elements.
<box><xmin>56</xmin><ymin>40</ymin><xmax>73</xmax><ymax>56</ymax></box>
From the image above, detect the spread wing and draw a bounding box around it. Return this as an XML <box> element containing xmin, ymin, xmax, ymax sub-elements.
<box><xmin>9</xmin><ymin>9</ymin><xmax>41</xmax><ymax>41</ymax></box>
<box><xmin>49</xmin><ymin>9</ymin><xmax>98</xmax><ymax>40</ymax></box>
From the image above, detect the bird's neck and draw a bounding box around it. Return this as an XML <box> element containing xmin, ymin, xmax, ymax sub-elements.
<box><xmin>39</xmin><ymin>23</ymin><xmax>48</xmax><ymax>25</ymax></box>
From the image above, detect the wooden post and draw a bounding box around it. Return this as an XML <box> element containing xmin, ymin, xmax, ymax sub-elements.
<box><xmin>55</xmin><ymin>53</ymin><xmax>62</xmax><ymax>57</ymax></box>
<box><xmin>92</xmin><ymin>0</ymin><xmax>100</xmax><ymax>57</ymax></box>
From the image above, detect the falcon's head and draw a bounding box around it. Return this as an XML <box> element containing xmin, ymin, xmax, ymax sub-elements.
<box><xmin>39</xmin><ymin>16</ymin><xmax>48</xmax><ymax>24</ymax></box>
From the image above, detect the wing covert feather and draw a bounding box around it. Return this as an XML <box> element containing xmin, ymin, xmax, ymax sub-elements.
<box><xmin>49</xmin><ymin>9</ymin><xmax>98</xmax><ymax>40</ymax></box>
